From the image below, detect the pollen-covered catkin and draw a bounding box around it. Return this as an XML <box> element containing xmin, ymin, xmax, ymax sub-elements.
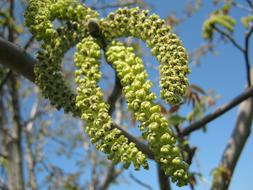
<box><xmin>25</xmin><ymin>0</ymin><xmax>99</xmax><ymax>115</ymax></box>
<box><xmin>25</xmin><ymin>0</ymin><xmax>191</xmax><ymax>186</ymax></box>
<box><xmin>75</xmin><ymin>37</ymin><xmax>148</xmax><ymax>170</ymax></box>
<box><xmin>202</xmin><ymin>12</ymin><xmax>236</xmax><ymax>40</ymax></box>
<box><xmin>106</xmin><ymin>41</ymin><xmax>189</xmax><ymax>186</ymax></box>
<box><xmin>100</xmin><ymin>7</ymin><xmax>190</xmax><ymax>104</ymax></box>
<box><xmin>241</xmin><ymin>15</ymin><xmax>253</xmax><ymax>28</ymax></box>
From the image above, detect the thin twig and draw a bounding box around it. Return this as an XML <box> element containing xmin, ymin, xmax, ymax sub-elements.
<box><xmin>24</xmin><ymin>36</ymin><xmax>35</xmax><ymax>51</ymax></box>
<box><xmin>244</xmin><ymin>26</ymin><xmax>253</xmax><ymax>87</ymax></box>
<box><xmin>108</xmin><ymin>76</ymin><xmax>122</xmax><ymax>115</ymax></box>
<box><xmin>129</xmin><ymin>173</ymin><xmax>153</xmax><ymax>190</ymax></box>
<box><xmin>232</xmin><ymin>2</ymin><xmax>253</xmax><ymax>12</ymax></box>
<box><xmin>213</xmin><ymin>25</ymin><xmax>244</xmax><ymax>53</ymax></box>
<box><xmin>182</xmin><ymin>86</ymin><xmax>253</xmax><ymax>136</ymax></box>
<box><xmin>91</xmin><ymin>1</ymin><xmax>137</xmax><ymax>10</ymax></box>
<box><xmin>246</xmin><ymin>0</ymin><xmax>253</xmax><ymax>9</ymax></box>
<box><xmin>0</xmin><ymin>70</ymin><xmax>12</xmax><ymax>91</ymax></box>
<box><xmin>99</xmin><ymin>163</ymin><xmax>123</xmax><ymax>190</ymax></box>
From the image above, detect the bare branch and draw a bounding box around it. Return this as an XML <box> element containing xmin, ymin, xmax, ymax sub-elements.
<box><xmin>182</xmin><ymin>86</ymin><xmax>253</xmax><ymax>136</ymax></box>
<box><xmin>91</xmin><ymin>1</ymin><xmax>138</xmax><ymax>10</ymax></box>
<box><xmin>211</xmin><ymin>70</ymin><xmax>253</xmax><ymax>190</ymax></box>
<box><xmin>99</xmin><ymin>163</ymin><xmax>123</xmax><ymax>190</ymax></box>
<box><xmin>0</xmin><ymin>70</ymin><xmax>12</xmax><ymax>91</ymax></box>
<box><xmin>9</xmin><ymin>74</ymin><xmax>25</xmax><ymax>190</ymax></box>
<box><xmin>129</xmin><ymin>173</ymin><xmax>153</xmax><ymax>190</ymax></box>
<box><xmin>246</xmin><ymin>0</ymin><xmax>253</xmax><ymax>9</ymax></box>
<box><xmin>244</xmin><ymin>26</ymin><xmax>253</xmax><ymax>87</ymax></box>
<box><xmin>213</xmin><ymin>25</ymin><xmax>244</xmax><ymax>53</ymax></box>
<box><xmin>25</xmin><ymin>101</ymin><xmax>39</xmax><ymax>190</ymax></box>
<box><xmin>90</xmin><ymin>151</ymin><xmax>98</xmax><ymax>190</ymax></box>
<box><xmin>24</xmin><ymin>36</ymin><xmax>35</xmax><ymax>51</ymax></box>
<box><xmin>108</xmin><ymin>76</ymin><xmax>122</xmax><ymax>115</ymax></box>
<box><xmin>0</xmin><ymin>37</ymin><xmax>36</xmax><ymax>82</ymax></box>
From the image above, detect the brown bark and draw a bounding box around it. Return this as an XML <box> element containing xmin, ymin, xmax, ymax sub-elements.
<box><xmin>157</xmin><ymin>164</ymin><xmax>171</xmax><ymax>190</ymax></box>
<box><xmin>8</xmin><ymin>74</ymin><xmax>25</xmax><ymax>190</ymax></box>
<box><xmin>25</xmin><ymin>102</ymin><xmax>38</xmax><ymax>190</ymax></box>
<box><xmin>211</xmin><ymin>70</ymin><xmax>253</xmax><ymax>190</ymax></box>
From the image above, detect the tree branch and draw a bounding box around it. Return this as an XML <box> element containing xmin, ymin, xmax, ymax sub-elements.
<box><xmin>99</xmin><ymin>163</ymin><xmax>123</xmax><ymax>190</ymax></box>
<box><xmin>0</xmin><ymin>37</ymin><xmax>36</xmax><ymax>82</ymax></box>
<box><xmin>91</xmin><ymin>1</ymin><xmax>138</xmax><ymax>10</ymax></box>
<box><xmin>129</xmin><ymin>173</ymin><xmax>153</xmax><ymax>190</ymax></box>
<box><xmin>0</xmin><ymin>70</ymin><xmax>12</xmax><ymax>91</ymax></box>
<box><xmin>244</xmin><ymin>26</ymin><xmax>253</xmax><ymax>87</ymax></box>
<box><xmin>182</xmin><ymin>86</ymin><xmax>253</xmax><ymax>136</ymax></box>
<box><xmin>213</xmin><ymin>25</ymin><xmax>244</xmax><ymax>53</ymax></box>
<box><xmin>211</xmin><ymin>70</ymin><xmax>253</xmax><ymax>190</ymax></box>
<box><xmin>157</xmin><ymin>164</ymin><xmax>171</xmax><ymax>190</ymax></box>
<box><xmin>25</xmin><ymin>101</ymin><xmax>39</xmax><ymax>190</ymax></box>
<box><xmin>9</xmin><ymin>74</ymin><xmax>25</xmax><ymax>190</ymax></box>
<box><xmin>246</xmin><ymin>0</ymin><xmax>253</xmax><ymax>9</ymax></box>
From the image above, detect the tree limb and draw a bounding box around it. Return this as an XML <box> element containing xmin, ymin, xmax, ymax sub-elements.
<box><xmin>0</xmin><ymin>37</ymin><xmax>36</xmax><ymax>82</ymax></box>
<box><xmin>244</xmin><ymin>26</ymin><xmax>253</xmax><ymax>87</ymax></box>
<box><xmin>0</xmin><ymin>70</ymin><xmax>12</xmax><ymax>91</ymax></box>
<box><xmin>157</xmin><ymin>164</ymin><xmax>171</xmax><ymax>190</ymax></box>
<box><xmin>9</xmin><ymin>74</ymin><xmax>25</xmax><ymax>190</ymax></box>
<box><xmin>211</xmin><ymin>70</ymin><xmax>253</xmax><ymax>190</ymax></box>
<box><xmin>99</xmin><ymin>163</ymin><xmax>123</xmax><ymax>190</ymax></box>
<box><xmin>182</xmin><ymin>86</ymin><xmax>253</xmax><ymax>136</ymax></box>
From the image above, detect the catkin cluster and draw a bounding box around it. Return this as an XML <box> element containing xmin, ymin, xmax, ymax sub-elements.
<box><xmin>241</xmin><ymin>15</ymin><xmax>253</xmax><ymax>28</ymax></box>
<box><xmin>106</xmin><ymin>41</ymin><xmax>188</xmax><ymax>186</ymax></box>
<box><xmin>75</xmin><ymin>37</ymin><xmax>148</xmax><ymax>170</ymax></box>
<box><xmin>25</xmin><ymin>0</ymin><xmax>99</xmax><ymax>115</ymax></box>
<box><xmin>25</xmin><ymin>0</ymin><xmax>148</xmax><ymax>172</ymax></box>
<box><xmin>25</xmin><ymin>0</ymin><xmax>190</xmax><ymax>186</ymax></box>
<box><xmin>202</xmin><ymin>10</ymin><xmax>236</xmax><ymax>40</ymax></box>
<box><xmin>100</xmin><ymin>7</ymin><xmax>190</xmax><ymax>104</ymax></box>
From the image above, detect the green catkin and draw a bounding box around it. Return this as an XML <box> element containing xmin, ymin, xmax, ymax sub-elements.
<box><xmin>106</xmin><ymin>41</ymin><xmax>189</xmax><ymax>186</ymax></box>
<box><xmin>25</xmin><ymin>0</ymin><xmax>99</xmax><ymax>115</ymax></box>
<box><xmin>241</xmin><ymin>15</ymin><xmax>253</xmax><ymax>29</ymax></box>
<box><xmin>25</xmin><ymin>0</ymin><xmax>191</xmax><ymax>186</ymax></box>
<box><xmin>100</xmin><ymin>7</ymin><xmax>190</xmax><ymax>104</ymax></box>
<box><xmin>75</xmin><ymin>37</ymin><xmax>148</xmax><ymax>170</ymax></box>
<box><xmin>202</xmin><ymin>12</ymin><xmax>236</xmax><ymax>40</ymax></box>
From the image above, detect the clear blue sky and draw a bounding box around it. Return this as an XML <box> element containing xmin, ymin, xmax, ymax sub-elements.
<box><xmin>17</xmin><ymin>0</ymin><xmax>253</xmax><ymax>189</ymax></box>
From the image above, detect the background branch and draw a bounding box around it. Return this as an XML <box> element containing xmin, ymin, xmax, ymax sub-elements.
<box><xmin>213</xmin><ymin>26</ymin><xmax>244</xmax><ymax>53</ymax></box>
<box><xmin>182</xmin><ymin>86</ymin><xmax>253</xmax><ymax>136</ymax></box>
<box><xmin>244</xmin><ymin>26</ymin><xmax>253</xmax><ymax>87</ymax></box>
<box><xmin>129</xmin><ymin>173</ymin><xmax>153</xmax><ymax>190</ymax></box>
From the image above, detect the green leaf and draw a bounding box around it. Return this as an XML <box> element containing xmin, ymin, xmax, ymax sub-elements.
<box><xmin>168</xmin><ymin>115</ymin><xmax>186</xmax><ymax>125</ymax></box>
